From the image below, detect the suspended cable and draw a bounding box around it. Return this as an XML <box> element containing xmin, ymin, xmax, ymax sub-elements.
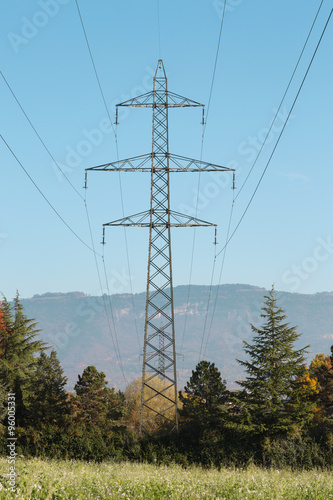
<box><xmin>102</xmin><ymin>257</ymin><xmax>128</xmax><ymax>384</ymax></box>
<box><xmin>0</xmin><ymin>71</ymin><xmax>84</xmax><ymax>201</ymax></box>
<box><xmin>202</xmin><ymin>200</ymin><xmax>235</xmax><ymax>358</ymax></box>
<box><xmin>84</xmin><ymin>200</ymin><xmax>128</xmax><ymax>384</ymax></box>
<box><xmin>74</xmin><ymin>0</ymin><xmax>117</xmax><ymax>143</ymax></box>
<box><xmin>198</xmin><ymin>247</ymin><xmax>218</xmax><ymax>362</ymax></box>
<box><xmin>235</xmin><ymin>0</ymin><xmax>325</xmax><ymax>202</ymax></box>
<box><xmin>75</xmin><ymin>0</ymin><xmax>141</xmax><ymax>352</ymax></box>
<box><xmin>1</xmin><ymin>134</ymin><xmax>101</xmax><ymax>256</ymax></box>
<box><xmin>1</xmin><ymin>52</ymin><xmax>127</xmax><ymax>380</ymax></box>
<box><xmin>180</xmin><ymin>0</ymin><xmax>227</xmax><ymax>353</ymax></box>
<box><xmin>202</xmin><ymin>0</ymin><xmax>227</xmax><ymax>140</ymax></box>
<box><xmin>198</xmin><ymin>3</ymin><xmax>329</xmax><ymax>358</ymax></box>
<box><xmin>216</xmin><ymin>8</ymin><xmax>333</xmax><ymax>261</ymax></box>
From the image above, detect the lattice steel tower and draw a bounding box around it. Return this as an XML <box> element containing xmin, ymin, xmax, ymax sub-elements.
<box><xmin>86</xmin><ymin>60</ymin><xmax>235</xmax><ymax>433</ymax></box>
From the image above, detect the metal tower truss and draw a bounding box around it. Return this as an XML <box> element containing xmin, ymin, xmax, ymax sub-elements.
<box><xmin>86</xmin><ymin>60</ymin><xmax>235</xmax><ymax>434</ymax></box>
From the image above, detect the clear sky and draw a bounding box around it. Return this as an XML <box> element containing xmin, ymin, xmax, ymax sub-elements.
<box><xmin>1</xmin><ymin>0</ymin><xmax>332</xmax><ymax>300</ymax></box>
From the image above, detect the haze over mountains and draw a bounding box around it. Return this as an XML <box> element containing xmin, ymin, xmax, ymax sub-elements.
<box><xmin>20</xmin><ymin>284</ymin><xmax>333</xmax><ymax>391</ymax></box>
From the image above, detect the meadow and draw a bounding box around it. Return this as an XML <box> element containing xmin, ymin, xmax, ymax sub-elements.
<box><xmin>0</xmin><ymin>458</ymin><xmax>332</xmax><ymax>499</ymax></box>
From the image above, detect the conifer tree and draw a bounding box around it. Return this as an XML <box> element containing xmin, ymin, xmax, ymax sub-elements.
<box><xmin>73</xmin><ymin>365</ymin><xmax>124</xmax><ymax>429</ymax></box>
<box><xmin>179</xmin><ymin>360</ymin><xmax>229</xmax><ymax>427</ymax></box>
<box><xmin>0</xmin><ymin>294</ymin><xmax>46</xmax><ymax>388</ymax></box>
<box><xmin>0</xmin><ymin>294</ymin><xmax>46</xmax><ymax>426</ymax></box>
<box><xmin>232</xmin><ymin>287</ymin><xmax>315</xmax><ymax>437</ymax></box>
<box><xmin>27</xmin><ymin>349</ymin><xmax>71</xmax><ymax>428</ymax></box>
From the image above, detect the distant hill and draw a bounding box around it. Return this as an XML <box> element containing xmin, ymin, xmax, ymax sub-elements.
<box><xmin>20</xmin><ymin>285</ymin><xmax>333</xmax><ymax>391</ymax></box>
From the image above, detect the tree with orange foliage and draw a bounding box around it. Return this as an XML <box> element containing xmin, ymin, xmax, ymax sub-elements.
<box><xmin>309</xmin><ymin>349</ymin><xmax>333</xmax><ymax>421</ymax></box>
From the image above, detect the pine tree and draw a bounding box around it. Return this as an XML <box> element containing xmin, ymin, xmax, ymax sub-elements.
<box><xmin>232</xmin><ymin>287</ymin><xmax>315</xmax><ymax>437</ymax></box>
<box><xmin>27</xmin><ymin>349</ymin><xmax>71</xmax><ymax>428</ymax></box>
<box><xmin>179</xmin><ymin>360</ymin><xmax>229</xmax><ymax>427</ymax></box>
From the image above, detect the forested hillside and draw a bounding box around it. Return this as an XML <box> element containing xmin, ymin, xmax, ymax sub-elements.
<box><xmin>20</xmin><ymin>284</ymin><xmax>333</xmax><ymax>390</ymax></box>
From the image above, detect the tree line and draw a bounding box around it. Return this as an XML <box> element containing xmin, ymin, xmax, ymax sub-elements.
<box><xmin>0</xmin><ymin>288</ymin><xmax>332</xmax><ymax>468</ymax></box>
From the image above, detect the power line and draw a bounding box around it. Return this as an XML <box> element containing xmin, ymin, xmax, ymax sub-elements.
<box><xmin>235</xmin><ymin>0</ymin><xmax>325</xmax><ymax>202</ymax></box>
<box><xmin>75</xmin><ymin>0</ymin><xmax>141</xmax><ymax>352</ymax></box>
<box><xmin>1</xmin><ymin>60</ymin><xmax>128</xmax><ymax>382</ymax></box>
<box><xmin>180</xmin><ymin>0</ymin><xmax>227</xmax><ymax>354</ymax></box>
<box><xmin>74</xmin><ymin>0</ymin><xmax>118</xmax><ymax>143</ymax></box>
<box><xmin>84</xmin><ymin>201</ymin><xmax>128</xmax><ymax>384</ymax></box>
<box><xmin>1</xmin><ymin>134</ymin><xmax>100</xmax><ymax>256</ymax></box>
<box><xmin>200</xmin><ymin>2</ymin><xmax>328</xmax><ymax>357</ymax></box>
<box><xmin>202</xmin><ymin>0</ymin><xmax>227</xmax><ymax>139</ymax></box>
<box><xmin>0</xmin><ymin>71</ymin><xmax>84</xmax><ymax>201</ymax></box>
<box><xmin>198</xmin><ymin>247</ymin><xmax>217</xmax><ymax>362</ymax></box>
<box><xmin>216</xmin><ymin>8</ymin><xmax>333</xmax><ymax>261</ymax></box>
<box><xmin>202</xmin><ymin>200</ymin><xmax>235</xmax><ymax>358</ymax></box>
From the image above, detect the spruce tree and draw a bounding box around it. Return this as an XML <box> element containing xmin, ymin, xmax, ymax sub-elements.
<box><xmin>232</xmin><ymin>287</ymin><xmax>315</xmax><ymax>437</ymax></box>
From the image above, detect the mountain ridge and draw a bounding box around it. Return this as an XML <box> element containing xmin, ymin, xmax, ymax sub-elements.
<box><xmin>18</xmin><ymin>284</ymin><xmax>333</xmax><ymax>391</ymax></box>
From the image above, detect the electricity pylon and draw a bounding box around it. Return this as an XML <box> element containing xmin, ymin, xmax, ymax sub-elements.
<box><xmin>86</xmin><ymin>60</ymin><xmax>235</xmax><ymax>433</ymax></box>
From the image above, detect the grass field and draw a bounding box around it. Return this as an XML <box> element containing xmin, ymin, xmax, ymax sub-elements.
<box><xmin>0</xmin><ymin>458</ymin><xmax>332</xmax><ymax>499</ymax></box>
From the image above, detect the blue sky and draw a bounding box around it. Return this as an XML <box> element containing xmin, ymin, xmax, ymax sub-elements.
<box><xmin>1</xmin><ymin>0</ymin><xmax>332</xmax><ymax>300</ymax></box>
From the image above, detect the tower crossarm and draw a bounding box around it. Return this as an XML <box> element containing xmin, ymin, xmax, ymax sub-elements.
<box><xmin>85</xmin><ymin>153</ymin><xmax>234</xmax><ymax>173</ymax></box>
<box><xmin>168</xmin><ymin>154</ymin><xmax>234</xmax><ymax>172</ymax></box>
<box><xmin>86</xmin><ymin>154</ymin><xmax>152</xmax><ymax>172</ymax></box>
<box><xmin>116</xmin><ymin>91</ymin><xmax>203</xmax><ymax>108</ymax></box>
<box><xmin>103</xmin><ymin>210</ymin><xmax>217</xmax><ymax>228</ymax></box>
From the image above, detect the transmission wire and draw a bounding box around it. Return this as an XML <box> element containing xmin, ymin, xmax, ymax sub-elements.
<box><xmin>198</xmin><ymin>242</ymin><xmax>218</xmax><ymax>362</ymax></box>
<box><xmin>198</xmin><ymin>2</ymin><xmax>328</xmax><ymax>357</ymax></box>
<box><xmin>75</xmin><ymin>0</ymin><xmax>141</xmax><ymax>352</ymax></box>
<box><xmin>180</xmin><ymin>0</ymin><xmax>227</xmax><ymax>354</ymax></box>
<box><xmin>0</xmin><ymin>71</ymin><xmax>84</xmax><ymax>201</ymax></box>
<box><xmin>199</xmin><ymin>10</ymin><xmax>333</xmax><ymax>356</ymax></box>
<box><xmin>202</xmin><ymin>199</ymin><xmax>235</xmax><ymax>358</ymax></box>
<box><xmin>84</xmin><ymin>199</ymin><xmax>128</xmax><ymax>383</ymax></box>
<box><xmin>234</xmin><ymin>0</ymin><xmax>325</xmax><ymax>202</ymax></box>
<box><xmin>216</xmin><ymin>8</ymin><xmax>333</xmax><ymax>261</ymax></box>
<box><xmin>1</xmin><ymin>135</ymin><xmax>101</xmax><ymax>256</ymax></box>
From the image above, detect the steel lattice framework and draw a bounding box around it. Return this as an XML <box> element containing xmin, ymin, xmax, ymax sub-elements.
<box><xmin>86</xmin><ymin>60</ymin><xmax>235</xmax><ymax>433</ymax></box>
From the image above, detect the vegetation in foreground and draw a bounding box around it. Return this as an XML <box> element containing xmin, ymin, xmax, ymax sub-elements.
<box><xmin>1</xmin><ymin>458</ymin><xmax>333</xmax><ymax>499</ymax></box>
<box><xmin>0</xmin><ymin>288</ymin><xmax>332</xmax><ymax>471</ymax></box>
